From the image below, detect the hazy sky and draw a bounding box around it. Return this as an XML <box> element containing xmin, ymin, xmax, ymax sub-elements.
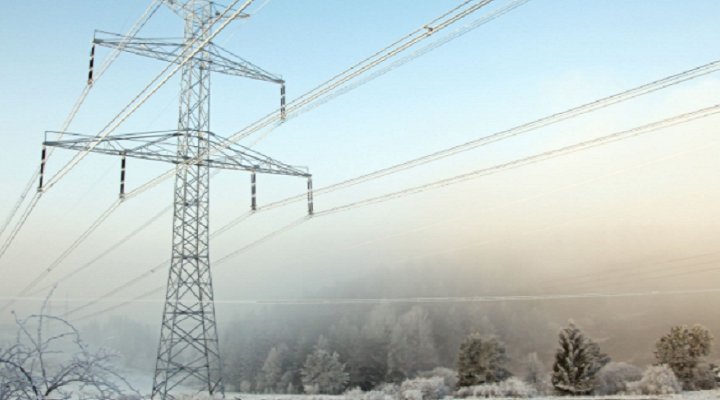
<box><xmin>2</xmin><ymin>0</ymin><xmax>720</xmax><ymax>326</ymax></box>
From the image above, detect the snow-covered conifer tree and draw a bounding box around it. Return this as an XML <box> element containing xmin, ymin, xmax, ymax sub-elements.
<box><xmin>551</xmin><ymin>321</ymin><xmax>606</xmax><ymax>395</ymax></box>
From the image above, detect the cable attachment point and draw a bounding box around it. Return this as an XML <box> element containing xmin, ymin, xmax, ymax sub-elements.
<box><xmin>119</xmin><ymin>152</ymin><xmax>126</xmax><ymax>199</ymax></box>
<box><xmin>307</xmin><ymin>177</ymin><xmax>314</xmax><ymax>215</ymax></box>
<box><xmin>38</xmin><ymin>144</ymin><xmax>47</xmax><ymax>193</ymax></box>
<box><xmin>88</xmin><ymin>41</ymin><xmax>96</xmax><ymax>85</ymax></box>
<box><xmin>251</xmin><ymin>171</ymin><xmax>257</xmax><ymax>211</ymax></box>
<box><xmin>280</xmin><ymin>84</ymin><xmax>286</xmax><ymax>122</ymax></box>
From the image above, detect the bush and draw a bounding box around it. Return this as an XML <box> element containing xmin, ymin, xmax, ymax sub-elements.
<box><xmin>417</xmin><ymin>367</ymin><xmax>458</xmax><ymax>390</ymax></box>
<box><xmin>690</xmin><ymin>363</ymin><xmax>717</xmax><ymax>390</ymax></box>
<box><xmin>454</xmin><ymin>377</ymin><xmax>537</xmax><ymax>398</ymax></box>
<box><xmin>376</xmin><ymin>382</ymin><xmax>401</xmax><ymax>399</ymax></box>
<box><xmin>399</xmin><ymin>377</ymin><xmax>451</xmax><ymax>400</ymax></box>
<box><xmin>655</xmin><ymin>324</ymin><xmax>714</xmax><ymax>390</ymax></box>
<box><xmin>403</xmin><ymin>389</ymin><xmax>423</xmax><ymax>400</ymax></box>
<box><xmin>344</xmin><ymin>387</ymin><xmax>394</xmax><ymax>400</ymax></box>
<box><xmin>456</xmin><ymin>333</ymin><xmax>510</xmax><ymax>387</ymax></box>
<box><xmin>594</xmin><ymin>362</ymin><xmax>642</xmax><ymax>395</ymax></box>
<box><xmin>345</xmin><ymin>387</ymin><xmax>365</xmax><ymax>400</ymax></box>
<box><xmin>625</xmin><ymin>364</ymin><xmax>682</xmax><ymax>395</ymax></box>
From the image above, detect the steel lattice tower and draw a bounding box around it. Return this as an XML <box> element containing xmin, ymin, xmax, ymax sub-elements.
<box><xmin>157</xmin><ymin>2</ymin><xmax>219</xmax><ymax>397</ymax></box>
<box><xmin>41</xmin><ymin>1</ymin><xmax>311</xmax><ymax>398</ymax></box>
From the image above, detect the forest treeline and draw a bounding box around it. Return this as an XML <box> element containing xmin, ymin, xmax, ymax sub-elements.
<box><xmin>81</xmin><ymin>263</ymin><xmax>720</xmax><ymax>396</ymax></box>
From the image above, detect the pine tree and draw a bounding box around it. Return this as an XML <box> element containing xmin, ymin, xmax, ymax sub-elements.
<box><xmin>456</xmin><ymin>333</ymin><xmax>510</xmax><ymax>387</ymax></box>
<box><xmin>551</xmin><ymin>321</ymin><xmax>607</xmax><ymax>395</ymax></box>
<box><xmin>655</xmin><ymin>324</ymin><xmax>714</xmax><ymax>390</ymax></box>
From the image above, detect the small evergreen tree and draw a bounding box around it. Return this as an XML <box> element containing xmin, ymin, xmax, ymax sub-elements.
<box><xmin>551</xmin><ymin>321</ymin><xmax>607</xmax><ymax>395</ymax></box>
<box><xmin>301</xmin><ymin>337</ymin><xmax>349</xmax><ymax>394</ymax></box>
<box><xmin>456</xmin><ymin>333</ymin><xmax>510</xmax><ymax>387</ymax></box>
<box><xmin>655</xmin><ymin>324</ymin><xmax>714</xmax><ymax>390</ymax></box>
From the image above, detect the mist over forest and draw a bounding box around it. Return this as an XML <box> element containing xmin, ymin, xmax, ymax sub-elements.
<box><xmin>79</xmin><ymin>260</ymin><xmax>720</xmax><ymax>393</ymax></box>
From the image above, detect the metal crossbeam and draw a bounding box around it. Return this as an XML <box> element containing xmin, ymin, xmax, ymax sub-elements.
<box><xmin>93</xmin><ymin>31</ymin><xmax>284</xmax><ymax>83</ymax></box>
<box><xmin>44</xmin><ymin>131</ymin><xmax>310</xmax><ymax>177</ymax></box>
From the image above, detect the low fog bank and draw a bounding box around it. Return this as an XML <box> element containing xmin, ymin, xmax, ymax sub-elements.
<box><xmin>63</xmin><ymin>259</ymin><xmax>720</xmax><ymax>392</ymax></box>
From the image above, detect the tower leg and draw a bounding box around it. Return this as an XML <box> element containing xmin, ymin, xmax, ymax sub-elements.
<box><xmin>152</xmin><ymin>2</ymin><xmax>223</xmax><ymax>398</ymax></box>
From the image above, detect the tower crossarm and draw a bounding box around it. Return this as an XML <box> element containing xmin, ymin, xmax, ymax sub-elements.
<box><xmin>93</xmin><ymin>31</ymin><xmax>283</xmax><ymax>84</ymax></box>
<box><xmin>43</xmin><ymin>131</ymin><xmax>309</xmax><ymax>177</ymax></box>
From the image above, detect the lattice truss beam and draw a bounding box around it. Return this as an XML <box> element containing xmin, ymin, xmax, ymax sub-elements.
<box><xmin>44</xmin><ymin>131</ymin><xmax>310</xmax><ymax>177</ymax></box>
<box><xmin>92</xmin><ymin>30</ymin><xmax>284</xmax><ymax>84</ymax></box>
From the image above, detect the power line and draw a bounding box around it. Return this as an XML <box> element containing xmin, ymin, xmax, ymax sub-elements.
<box><xmin>30</xmin><ymin>203</ymin><xmax>174</xmax><ymax>297</ymax></box>
<box><xmin>60</xmin><ymin>106</ymin><xmax>720</xmax><ymax>320</ymax></box>
<box><xmin>312</xmin><ymin>103</ymin><xmax>720</xmax><ymax>217</ymax></box>
<box><xmin>0</xmin><ymin>200</ymin><xmax>122</xmax><ymax>313</ymax></box>
<box><xmin>39</xmin><ymin>287</ymin><xmax>720</xmax><ymax>310</ymax></box>
<box><xmin>0</xmin><ymin>0</ymin><xmax>164</xmax><ymax>258</ymax></box>
<box><xmin>220</xmin><ymin>0</ymin><xmax>275</xmax><ymax>47</ymax></box>
<box><xmin>281</xmin><ymin>139</ymin><xmax>720</xmax><ymax>267</ymax></box>
<box><xmin>65</xmin><ymin>215</ymin><xmax>309</xmax><ymax>319</ymax></box>
<box><xmin>249</xmin><ymin>57</ymin><xmax>720</xmax><ymax>213</ymax></box>
<box><xmin>560</xmin><ymin>258</ymin><xmax>720</xmax><ymax>292</ymax></box>
<box><xmin>378</xmin><ymin>186</ymin><xmax>720</xmax><ymax>271</ymax></box>
<box><xmin>7</xmin><ymin>0</ymin><xmax>512</xmax><ymax>283</ymax></box>
<box><xmin>17</xmin><ymin>0</ymin><xmax>527</xmax><ymax>299</ymax></box>
<box><xmin>12</xmin><ymin>0</ymin><xmax>720</xmax><ymax>320</ymax></box>
<box><xmin>544</xmin><ymin>249</ymin><xmax>720</xmax><ymax>288</ymax></box>
<box><xmin>122</xmin><ymin>0</ymin><xmax>524</xmax><ymax>200</ymax></box>
<box><xmin>42</xmin><ymin>0</ymin><xmax>254</xmax><ymax>192</ymax></box>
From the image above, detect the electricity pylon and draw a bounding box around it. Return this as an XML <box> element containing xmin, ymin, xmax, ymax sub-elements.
<box><xmin>41</xmin><ymin>1</ymin><xmax>311</xmax><ymax>398</ymax></box>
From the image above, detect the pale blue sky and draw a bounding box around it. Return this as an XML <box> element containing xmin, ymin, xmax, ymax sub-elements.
<box><xmin>2</xmin><ymin>0</ymin><xmax>720</xmax><ymax>322</ymax></box>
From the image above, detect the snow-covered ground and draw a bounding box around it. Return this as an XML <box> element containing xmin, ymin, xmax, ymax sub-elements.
<box><xmin>99</xmin><ymin>370</ymin><xmax>720</xmax><ymax>400</ymax></box>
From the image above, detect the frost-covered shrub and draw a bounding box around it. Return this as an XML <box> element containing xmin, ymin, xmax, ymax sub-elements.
<box><xmin>625</xmin><ymin>364</ymin><xmax>682</xmax><ymax>395</ymax></box>
<box><xmin>594</xmin><ymin>362</ymin><xmax>642</xmax><ymax>395</ymax></box>
<box><xmin>366</xmin><ymin>390</ymin><xmax>394</xmax><ymax>400</ymax></box>
<box><xmin>345</xmin><ymin>387</ymin><xmax>366</xmax><ymax>400</ymax></box>
<box><xmin>376</xmin><ymin>382</ymin><xmax>401</xmax><ymax>399</ymax></box>
<box><xmin>453</xmin><ymin>377</ymin><xmax>537</xmax><ymax>398</ymax></box>
<box><xmin>403</xmin><ymin>389</ymin><xmax>423</xmax><ymax>400</ymax></box>
<box><xmin>344</xmin><ymin>387</ymin><xmax>394</xmax><ymax>400</ymax></box>
<box><xmin>305</xmin><ymin>383</ymin><xmax>321</xmax><ymax>395</ymax></box>
<box><xmin>690</xmin><ymin>363</ymin><xmax>717</xmax><ymax>390</ymax></box>
<box><xmin>655</xmin><ymin>324</ymin><xmax>714</xmax><ymax>390</ymax></box>
<box><xmin>418</xmin><ymin>367</ymin><xmax>458</xmax><ymax>390</ymax></box>
<box><xmin>239</xmin><ymin>380</ymin><xmax>252</xmax><ymax>393</ymax></box>
<box><xmin>399</xmin><ymin>376</ymin><xmax>450</xmax><ymax>400</ymax></box>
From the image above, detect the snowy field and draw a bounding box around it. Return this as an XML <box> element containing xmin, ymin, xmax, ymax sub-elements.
<box><xmin>67</xmin><ymin>369</ymin><xmax>720</xmax><ymax>400</ymax></box>
<box><xmin>148</xmin><ymin>391</ymin><xmax>720</xmax><ymax>400</ymax></box>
